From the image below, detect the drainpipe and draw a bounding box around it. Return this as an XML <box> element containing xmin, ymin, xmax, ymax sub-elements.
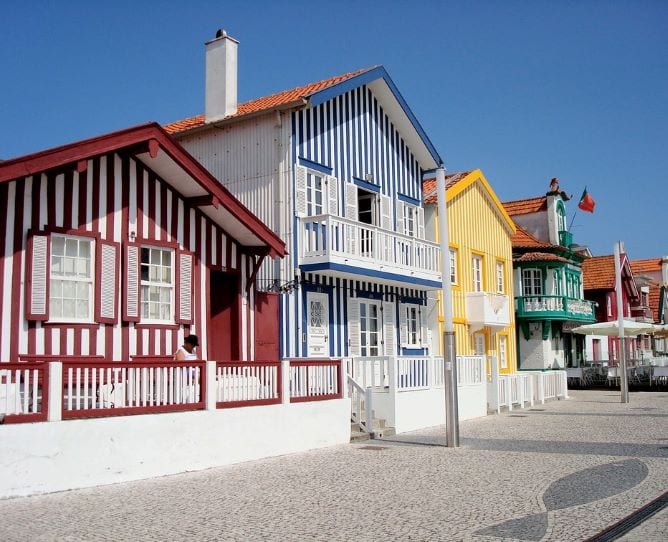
<box><xmin>436</xmin><ymin>166</ymin><xmax>459</xmax><ymax>447</ymax></box>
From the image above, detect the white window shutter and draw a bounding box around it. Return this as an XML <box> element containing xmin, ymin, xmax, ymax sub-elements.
<box><xmin>399</xmin><ymin>303</ymin><xmax>408</xmax><ymax>347</ymax></box>
<box><xmin>96</xmin><ymin>240</ymin><xmax>119</xmax><ymax>324</ymax></box>
<box><xmin>177</xmin><ymin>250</ymin><xmax>194</xmax><ymax>325</ymax></box>
<box><xmin>417</xmin><ymin>207</ymin><xmax>425</xmax><ymax>239</ymax></box>
<box><xmin>380</xmin><ymin>194</ymin><xmax>392</xmax><ymax>230</ymax></box>
<box><xmin>295</xmin><ymin>166</ymin><xmax>307</xmax><ymax>217</ymax></box>
<box><xmin>420</xmin><ymin>305</ymin><xmax>429</xmax><ymax>348</ymax></box>
<box><xmin>123</xmin><ymin>243</ymin><xmax>140</xmax><ymax>322</ymax></box>
<box><xmin>396</xmin><ymin>201</ymin><xmax>405</xmax><ymax>235</ymax></box>
<box><xmin>327</xmin><ymin>175</ymin><xmax>339</xmax><ymax>216</ymax></box>
<box><xmin>26</xmin><ymin>232</ymin><xmax>50</xmax><ymax>321</ymax></box>
<box><xmin>344</xmin><ymin>182</ymin><xmax>358</xmax><ymax>220</ymax></box>
<box><xmin>347</xmin><ymin>297</ymin><xmax>360</xmax><ymax>356</ymax></box>
<box><xmin>382</xmin><ymin>300</ymin><xmax>396</xmax><ymax>356</ymax></box>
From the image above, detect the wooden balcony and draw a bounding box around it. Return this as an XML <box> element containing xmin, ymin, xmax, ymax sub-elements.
<box><xmin>516</xmin><ymin>295</ymin><xmax>596</xmax><ymax>322</ymax></box>
<box><xmin>465</xmin><ymin>292</ymin><xmax>511</xmax><ymax>329</ymax></box>
<box><xmin>298</xmin><ymin>214</ymin><xmax>441</xmax><ymax>288</ymax></box>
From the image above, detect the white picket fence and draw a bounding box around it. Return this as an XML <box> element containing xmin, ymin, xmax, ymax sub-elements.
<box><xmin>487</xmin><ymin>358</ymin><xmax>568</xmax><ymax>413</ymax></box>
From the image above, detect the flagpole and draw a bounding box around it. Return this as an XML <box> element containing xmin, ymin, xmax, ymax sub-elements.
<box><xmin>614</xmin><ymin>241</ymin><xmax>629</xmax><ymax>404</ymax></box>
<box><xmin>568</xmin><ymin>208</ymin><xmax>578</xmax><ymax>230</ymax></box>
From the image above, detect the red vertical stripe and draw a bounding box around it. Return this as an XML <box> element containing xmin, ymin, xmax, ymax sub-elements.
<box><xmin>226</xmin><ymin>236</ymin><xmax>233</xmax><ymax>270</ymax></box>
<box><xmin>121</xmin><ymin>156</ymin><xmax>130</xmax><ymax>243</ymax></box>
<box><xmin>137</xmin><ymin>326</ymin><xmax>144</xmax><ymax>356</ymax></box>
<box><xmin>147</xmin><ymin>171</ymin><xmax>156</xmax><ymax>239</ymax></box>
<box><xmin>9</xmin><ymin>178</ymin><xmax>25</xmax><ymax>360</ymax></box>
<box><xmin>215</xmin><ymin>226</ymin><xmax>222</xmax><ymax>268</ymax></box>
<box><xmin>183</xmin><ymin>205</ymin><xmax>191</xmax><ymax>252</ymax></box>
<box><xmin>160</xmin><ymin>182</ymin><xmax>168</xmax><ymax>240</ymax></box>
<box><xmin>148</xmin><ymin>329</ymin><xmax>155</xmax><ymax>355</ymax></box>
<box><xmin>47</xmin><ymin>173</ymin><xmax>56</xmax><ymax>228</ymax></box>
<box><xmin>78</xmin><ymin>167</ymin><xmax>87</xmax><ymax>229</ymax></box>
<box><xmin>0</xmin><ymin>183</ymin><xmax>7</xmax><ymax>360</ymax></box>
<box><xmin>170</xmin><ymin>188</ymin><xmax>178</xmax><ymax>243</ymax></box>
<box><xmin>91</xmin><ymin>157</ymin><xmax>100</xmax><ymax>233</ymax></box>
<box><xmin>63</xmin><ymin>169</ymin><xmax>73</xmax><ymax>230</ymax></box>
<box><xmin>194</xmin><ymin>211</ymin><xmax>202</xmax><ymax>337</ymax></box>
<box><xmin>105</xmin><ymin>325</ymin><xmax>113</xmax><ymax>360</ymax></box>
<box><xmin>90</xmin><ymin>327</ymin><xmax>97</xmax><ymax>356</ymax></box>
<box><xmin>73</xmin><ymin>328</ymin><xmax>82</xmax><ymax>356</ymax></box>
<box><xmin>59</xmin><ymin>327</ymin><xmax>67</xmax><ymax>356</ymax></box>
<box><xmin>106</xmin><ymin>154</ymin><xmax>114</xmax><ymax>240</ymax></box>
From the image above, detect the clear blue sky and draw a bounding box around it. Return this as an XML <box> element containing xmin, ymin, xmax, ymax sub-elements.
<box><xmin>1</xmin><ymin>1</ymin><xmax>666</xmax><ymax>259</ymax></box>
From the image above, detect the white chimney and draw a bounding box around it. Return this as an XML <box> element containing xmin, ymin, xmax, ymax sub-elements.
<box><xmin>205</xmin><ymin>29</ymin><xmax>238</xmax><ymax>123</ymax></box>
<box><xmin>662</xmin><ymin>255</ymin><xmax>668</xmax><ymax>286</ymax></box>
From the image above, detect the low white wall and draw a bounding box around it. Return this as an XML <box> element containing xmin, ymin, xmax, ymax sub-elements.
<box><xmin>0</xmin><ymin>399</ymin><xmax>350</xmax><ymax>499</ymax></box>
<box><xmin>377</xmin><ymin>384</ymin><xmax>487</xmax><ymax>434</ymax></box>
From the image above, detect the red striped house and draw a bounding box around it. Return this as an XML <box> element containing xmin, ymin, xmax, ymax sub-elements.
<box><xmin>0</xmin><ymin>123</ymin><xmax>285</xmax><ymax>364</ymax></box>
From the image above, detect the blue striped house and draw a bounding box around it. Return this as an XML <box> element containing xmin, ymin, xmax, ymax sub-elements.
<box><xmin>166</xmin><ymin>32</ymin><xmax>443</xmax><ymax>363</ymax></box>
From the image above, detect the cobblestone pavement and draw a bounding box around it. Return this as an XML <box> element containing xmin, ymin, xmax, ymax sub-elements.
<box><xmin>1</xmin><ymin>390</ymin><xmax>667</xmax><ymax>541</ymax></box>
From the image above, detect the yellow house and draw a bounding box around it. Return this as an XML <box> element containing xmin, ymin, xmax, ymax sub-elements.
<box><xmin>423</xmin><ymin>169</ymin><xmax>517</xmax><ymax>374</ymax></box>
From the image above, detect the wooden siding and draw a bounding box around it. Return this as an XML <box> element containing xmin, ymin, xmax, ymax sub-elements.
<box><xmin>432</xmin><ymin>177</ymin><xmax>517</xmax><ymax>373</ymax></box>
<box><xmin>0</xmin><ymin>153</ymin><xmax>257</xmax><ymax>362</ymax></box>
<box><xmin>293</xmin><ymin>85</ymin><xmax>424</xmax><ymax>203</ymax></box>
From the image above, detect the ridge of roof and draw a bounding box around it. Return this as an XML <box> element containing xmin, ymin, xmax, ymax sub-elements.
<box><xmin>164</xmin><ymin>66</ymin><xmax>377</xmax><ymax>135</ymax></box>
<box><xmin>515</xmin><ymin>252</ymin><xmax>569</xmax><ymax>263</ymax></box>
<box><xmin>422</xmin><ymin>171</ymin><xmax>472</xmax><ymax>204</ymax></box>
<box><xmin>503</xmin><ymin>195</ymin><xmax>547</xmax><ymax>216</ymax></box>
<box><xmin>0</xmin><ymin>122</ymin><xmax>286</xmax><ymax>258</ymax></box>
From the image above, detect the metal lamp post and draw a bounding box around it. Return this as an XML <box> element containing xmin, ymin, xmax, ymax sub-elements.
<box><xmin>614</xmin><ymin>241</ymin><xmax>629</xmax><ymax>403</ymax></box>
<box><xmin>436</xmin><ymin>166</ymin><xmax>459</xmax><ymax>447</ymax></box>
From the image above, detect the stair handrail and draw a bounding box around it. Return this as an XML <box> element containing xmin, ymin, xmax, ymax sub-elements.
<box><xmin>347</xmin><ymin>374</ymin><xmax>374</xmax><ymax>435</ymax></box>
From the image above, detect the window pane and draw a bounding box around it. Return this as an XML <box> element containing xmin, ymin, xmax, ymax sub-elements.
<box><xmin>141</xmin><ymin>264</ymin><xmax>149</xmax><ymax>281</ymax></box>
<box><xmin>65</xmin><ymin>239</ymin><xmax>78</xmax><ymax>257</ymax></box>
<box><xmin>76</xmin><ymin>282</ymin><xmax>88</xmax><ymax>300</ymax></box>
<box><xmin>150</xmin><ymin>265</ymin><xmax>159</xmax><ymax>281</ymax></box>
<box><xmin>162</xmin><ymin>267</ymin><xmax>171</xmax><ymax>284</ymax></box>
<box><xmin>51</xmin><ymin>299</ymin><xmax>62</xmax><ymax>317</ymax></box>
<box><xmin>160</xmin><ymin>304</ymin><xmax>171</xmax><ymax>321</ymax></box>
<box><xmin>141</xmin><ymin>302</ymin><xmax>149</xmax><ymax>319</ymax></box>
<box><xmin>160</xmin><ymin>287</ymin><xmax>170</xmax><ymax>303</ymax></box>
<box><xmin>79</xmin><ymin>240</ymin><xmax>90</xmax><ymax>258</ymax></box>
<box><xmin>150</xmin><ymin>303</ymin><xmax>160</xmax><ymax>319</ymax></box>
<box><xmin>51</xmin><ymin>255</ymin><xmax>62</xmax><ymax>274</ymax></box>
<box><xmin>151</xmin><ymin>249</ymin><xmax>161</xmax><ymax>265</ymax></box>
<box><xmin>51</xmin><ymin>279</ymin><xmax>62</xmax><ymax>297</ymax></box>
<box><xmin>62</xmin><ymin>281</ymin><xmax>75</xmax><ymax>299</ymax></box>
<box><xmin>64</xmin><ymin>257</ymin><xmax>75</xmax><ymax>276</ymax></box>
<box><xmin>141</xmin><ymin>248</ymin><xmax>150</xmax><ymax>264</ymax></box>
<box><xmin>76</xmin><ymin>300</ymin><xmax>88</xmax><ymax>318</ymax></box>
<box><xmin>162</xmin><ymin>250</ymin><xmax>171</xmax><ymax>266</ymax></box>
<box><xmin>63</xmin><ymin>299</ymin><xmax>75</xmax><ymax>317</ymax></box>
<box><xmin>52</xmin><ymin>237</ymin><xmax>65</xmax><ymax>256</ymax></box>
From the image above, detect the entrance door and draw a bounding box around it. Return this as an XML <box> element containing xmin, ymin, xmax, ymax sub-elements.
<box><xmin>209</xmin><ymin>270</ymin><xmax>240</xmax><ymax>361</ymax></box>
<box><xmin>307</xmin><ymin>291</ymin><xmax>329</xmax><ymax>357</ymax></box>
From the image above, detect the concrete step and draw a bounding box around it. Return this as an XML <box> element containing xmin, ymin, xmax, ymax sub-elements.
<box><xmin>350</xmin><ymin>430</ymin><xmax>371</xmax><ymax>443</ymax></box>
<box><xmin>372</xmin><ymin>426</ymin><xmax>396</xmax><ymax>439</ymax></box>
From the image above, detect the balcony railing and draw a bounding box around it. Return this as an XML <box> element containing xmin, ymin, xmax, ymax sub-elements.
<box><xmin>559</xmin><ymin>230</ymin><xmax>573</xmax><ymax>247</ymax></box>
<box><xmin>465</xmin><ymin>292</ymin><xmax>511</xmax><ymax>328</ymax></box>
<box><xmin>299</xmin><ymin>214</ymin><xmax>441</xmax><ymax>285</ymax></box>
<box><xmin>516</xmin><ymin>295</ymin><xmax>596</xmax><ymax>322</ymax></box>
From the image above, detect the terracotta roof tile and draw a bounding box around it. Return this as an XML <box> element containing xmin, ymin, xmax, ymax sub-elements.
<box><xmin>503</xmin><ymin>196</ymin><xmax>547</xmax><ymax>216</ymax></box>
<box><xmin>422</xmin><ymin>171</ymin><xmax>473</xmax><ymax>204</ymax></box>
<box><xmin>515</xmin><ymin>252</ymin><xmax>569</xmax><ymax>263</ymax></box>
<box><xmin>511</xmin><ymin>226</ymin><xmax>552</xmax><ymax>249</ymax></box>
<box><xmin>630</xmin><ymin>258</ymin><xmax>663</xmax><ymax>277</ymax></box>
<box><xmin>582</xmin><ymin>255</ymin><xmax>616</xmax><ymax>290</ymax></box>
<box><xmin>164</xmin><ymin>67</ymin><xmax>376</xmax><ymax>134</ymax></box>
<box><xmin>648</xmin><ymin>285</ymin><xmax>663</xmax><ymax>322</ymax></box>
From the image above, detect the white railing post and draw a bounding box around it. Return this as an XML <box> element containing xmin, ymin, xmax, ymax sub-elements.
<box><xmin>205</xmin><ymin>361</ymin><xmax>217</xmax><ymax>410</ymax></box>
<box><xmin>562</xmin><ymin>371</ymin><xmax>569</xmax><ymax>399</ymax></box>
<box><xmin>365</xmin><ymin>386</ymin><xmax>374</xmax><ymax>433</ymax></box>
<box><xmin>489</xmin><ymin>355</ymin><xmax>500</xmax><ymax>414</ymax></box>
<box><xmin>47</xmin><ymin>361</ymin><xmax>63</xmax><ymax>422</ymax></box>
<box><xmin>519</xmin><ymin>375</ymin><xmax>525</xmax><ymax>409</ymax></box>
<box><xmin>538</xmin><ymin>373</ymin><xmax>545</xmax><ymax>404</ymax></box>
<box><xmin>528</xmin><ymin>375</ymin><xmax>535</xmax><ymax>406</ymax></box>
<box><xmin>281</xmin><ymin>358</ymin><xmax>291</xmax><ymax>405</ymax></box>
<box><xmin>505</xmin><ymin>376</ymin><xmax>512</xmax><ymax>411</ymax></box>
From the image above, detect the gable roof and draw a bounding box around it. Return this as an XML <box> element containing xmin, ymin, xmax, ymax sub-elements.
<box><xmin>503</xmin><ymin>196</ymin><xmax>547</xmax><ymax>217</ymax></box>
<box><xmin>0</xmin><ymin>123</ymin><xmax>286</xmax><ymax>258</ymax></box>
<box><xmin>516</xmin><ymin>252</ymin><xmax>569</xmax><ymax>264</ymax></box>
<box><xmin>630</xmin><ymin>258</ymin><xmax>663</xmax><ymax>278</ymax></box>
<box><xmin>164</xmin><ymin>65</ymin><xmax>442</xmax><ymax>168</ymax></box>
<box><xmin>422</xmin><ymin>169</ymin><xmax>516</xmax><ymax>234</ymax></box>
<box><xmin>582</xmin><ymin>255</ymin><xmax>616</xmax><ymax>290</ymax></box>
<box><xmin>511</xmin><ymin>226</ymin><xmax>552</xmax><ymax>249</ymax></box>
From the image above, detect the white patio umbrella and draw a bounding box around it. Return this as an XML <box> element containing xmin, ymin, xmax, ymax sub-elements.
<box><xmin>572</xmin><ymin>320</ymin><xmax>657</xmax><ymax>337</ymax></box>
<box><xmin>653</xmin><ymin>324</ymin><xmax>668</xmax><ymax>338</ymax></box>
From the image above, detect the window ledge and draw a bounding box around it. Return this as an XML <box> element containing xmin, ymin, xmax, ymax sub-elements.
<box><xmin>135</xmin><ymin>323</ymin><xmax>180</xmax><ymax>330</ymax></box>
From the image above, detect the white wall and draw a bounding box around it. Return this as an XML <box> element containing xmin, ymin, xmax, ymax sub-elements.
<box><xmin>0</xmin><ymin>399</ymin><xmax>350</xmax><ymax>499</ymax></box>
<box><xmin>372</xmin><ymin>384</ymin><xmax>487</xmax><ymax>434</ymax></box>
<box><xmin>518</xmin><ymin>323</ymin><xmax>565</xmax><ymax>369</ymax></box>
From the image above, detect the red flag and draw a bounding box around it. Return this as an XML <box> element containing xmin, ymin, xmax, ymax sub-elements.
<box><xmin>578</xmin><ymin>187</ymin><xmax>595</xmax><ymax>213</ymax></box>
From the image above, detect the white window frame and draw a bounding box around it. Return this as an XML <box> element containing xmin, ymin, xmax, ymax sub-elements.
<box><xmin>49</xmin><ymin>234</ymin><xmax>95</xmax><ymax>323</ymax></box>
<box><xmin>496</xmin><ymin>261</ymin><xmax>505</xmax><ymax>293</ymax></box>
<box><xmin>359</xmin><ymin>299</ymin><xmax>382</xmax><ymax>357</ymax></box>
<box><xmin>403</xmin><ymin>303</ymin><xmax>423</xmax><ymax>347</ymax></box>
<box><xmin>404</xmin><ymin>205</ymin><xmax>416</xmax><ymax>237</ymax></box>
<box><xmin>473</xmin><ymin>333</ymin><xmax>485</xmax><ymax>356</ymax></box>
<box><xmin>449</xmin><ymin>248</ymin><xmax>458</xmax><ymax>285</ymax></box>
<box><xmin>306</xmin><ymin>171</ymin><xmax>324</xmax><ymax>216</ymax></box>
<box><xmin>140</xmin><ymin>246</ymin><xmax>175</xmax><ymax>324</ymax></box>
<box><xmin>499</xmin><ymin>335</ymin><xmax>508</xmax><ymax>369</ymax></box>
<box><xmin>522</xmin><ymin>268</ymin><xmax>543</xmax><ymax>296</ymax></box>
<box><xmin>472</xmin><ymin>255</ymin><xmax>483</xmax><ymax>293</ymax></box>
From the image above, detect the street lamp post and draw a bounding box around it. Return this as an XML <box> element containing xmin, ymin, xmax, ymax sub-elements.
<box><xmin>614</xmin><ymin>241</ymin><xmax>629</xmax><ymax>403</ymax></box>
<box><xmin>436</xmin><ymin>166</ymin><xmax>459</xmax><ymax>447</ymax></box>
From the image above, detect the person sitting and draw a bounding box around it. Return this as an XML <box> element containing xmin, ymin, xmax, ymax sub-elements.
<box><xmin>174</xmin><ymin>334</ymin><xmax>199</xmax><ymax>361</ymax></box>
